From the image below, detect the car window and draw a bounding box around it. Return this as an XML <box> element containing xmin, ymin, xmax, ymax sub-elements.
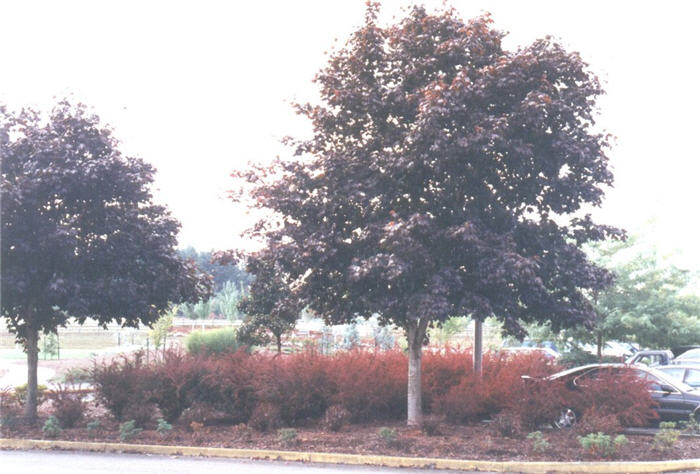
<box><xmin>636</xmin><ymin>354</ymin><xmax>664</xmax><ymax>366</ymax></box>
<box><xmin>571</xmin><ymin>367</ymin><xmax>621</xmax><ymax>387</ymax></box>
<box><xmin>633</xmin><ymin>369</ymin><xmax>671</xmax><ymax>392</ymax></box>
<box><xmin>684</xmin><ymin>369</ymin><xmax>700</xmax><ymax>387</ymax></box>
<box><xmin>660</xmin><ymin>367</ymin><xmax>685</xmax><ymax>380</ymax></box>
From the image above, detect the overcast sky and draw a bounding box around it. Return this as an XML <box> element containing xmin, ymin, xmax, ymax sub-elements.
<box><xmin>1</xmin><ymin>0</ymin><xmax>699</xmax><ymax>270</ymax></box>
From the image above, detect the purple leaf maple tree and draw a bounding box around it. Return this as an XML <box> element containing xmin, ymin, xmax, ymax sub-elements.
<box><xmin>233</xmin><ymin>4</ymin><xmax>621</xmax><ymax>425</ymax></box>
<box><xmin>1</xmin><ymin>102</ymin><xmax>212</xmax><ymax>421</ymax></box>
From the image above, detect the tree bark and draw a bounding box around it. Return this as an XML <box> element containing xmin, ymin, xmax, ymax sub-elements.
<box><xmin>406</xmin><ymin>318</ymin><xmax>429</xmax><ymax>427</ymax></box>
<box><xmin>596</xmin><ymin>332</ymin><xmax>603</xmax><ymax>360</ymax></box>
<box><xmin>473</xmin><ymin>318</ymin><xmax>483</xmax><ymax>379</ymax></box>
<box><xmin>25</xmin><ymin>327</ymin><xmax>40</xmax><ymax>423</ymax></box>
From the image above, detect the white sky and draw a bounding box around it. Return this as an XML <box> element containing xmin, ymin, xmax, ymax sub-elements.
<box><xmin>1</xmin><ymin>0</ymin><xmax>699</xmax><ymax>271</ymax></box>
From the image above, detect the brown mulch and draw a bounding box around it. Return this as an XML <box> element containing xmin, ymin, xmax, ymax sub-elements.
<box><xmin>3</xmin><ymin>406</ymin><xmax>700</xmax><ymax>463</ymax></box>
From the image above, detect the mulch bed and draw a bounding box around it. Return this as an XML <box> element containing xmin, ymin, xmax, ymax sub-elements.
<box><xmin>3</xmin><ymin>361</ymin><xmax>699</xmax><ymax>463</ymax></box>
<box><xmin>3</xmin><ymin>412</ymin><xmax>700</xmax><ymax>463</ymax></box>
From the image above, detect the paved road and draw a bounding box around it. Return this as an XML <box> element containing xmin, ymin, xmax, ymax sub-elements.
<box><xmin>0</xmin><ymin>450</ymin><xmax>496</xmax><ymax>474</ymax></box>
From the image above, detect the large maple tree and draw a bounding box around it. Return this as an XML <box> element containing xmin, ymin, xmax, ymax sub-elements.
<box><xmin>235</xmin><ymin>4</ymin><xmax>619</xmax><ymax>425</ymax></box>
<box><xmin>1</xmin><ymin>102</ymin><xmax>212</xmax><ymax>421</ymax></box>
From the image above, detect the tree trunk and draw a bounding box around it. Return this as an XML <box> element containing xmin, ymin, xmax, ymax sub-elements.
<box><xmin>276</xmin><ymin>334</ymin><xmax>282</xmax><ymax>354</ymax></box>
<box><xmin>406</xmin><ymin>318</ymin><xmax>428</xmax><ymax>427</ymax></box>
<box><xmin>596</xmin><ymin>333</ymin><xmax>603</xmax><ymax>360</ymax></box>
<box><xmin>24</xmin><ymin>328</ymin><xmax>40</xmax><ymax>422</ymax></box>
<box><xmin>473</xmin><ymin>318</ymin><xmax>483</xmax><ymax>379</ymax></box>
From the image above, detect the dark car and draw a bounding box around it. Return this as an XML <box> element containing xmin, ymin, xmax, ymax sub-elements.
<box><xmin>545</xmin><ymin>364</ymin><xmax>700</xmax><ymax>424</ymax></box>
<box><xmin>657</xmin><ymin>365</ymin><xmax>700</xmax><ymax>389</ymax></box>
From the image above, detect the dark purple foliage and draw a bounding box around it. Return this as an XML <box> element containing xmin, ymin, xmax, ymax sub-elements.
<box><xmin>0</xmin><ymin>101</ymin><xmax>212</xmax><ymax>418</ymax></box>
<box><xmin>232</xmin><ymin>3</ymin><xmax>621</xmax><ymax>423</ymax></box>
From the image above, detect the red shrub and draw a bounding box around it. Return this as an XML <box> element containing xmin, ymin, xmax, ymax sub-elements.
<box><xmin>575</xmin><ymin>406</ymin><xmax>623</xmax><ymax>435</ymax></box>
<box><xmin>508</xmin><ymin>376</ymin><xmax>572</xmax><ymax>429</ymax></box>
<box><xmin>91</xmin><ymin>352</ymin><xmax>151</xmax><ymax>421</ymax></box>
<box><xmin>248</xmin><ymin>402</ymin><xmax>282</xmax><ymax>432</ymax></box>
<box><xmin>570</xmin><ymin>368</ymin><xmax>658</xmax><ymax>427</ymax></box>
<box><xmin>321</xmin><ymin>405</ymin><xmax>352</xmax><ymax>432</ymax></box>
<box><xmin>422</xmin><ymin>349</ymin><xmax>472</xmax><ymax>411</ymax></box>
<box><xmin>147</xmin><ymin>350</ymin><xmax>212</xmax><ymax>423</ymax></box>
<box><xmin>48</xmin><ymin>384</ymin><xmax>85</xmax><ymax>428</ymax></box>
<box><xmin>149</xmin><ymin>349</ymin><xmax>257</xmax><ymax>424</ymax></box>
<box><xmin>433</xmin><ymin>351</ymin><xmax>562</xmax><ymax>424</ymax></box>
<box><xmin>89</xmin><ymin>347</ymin><xmax>571</xmax><ymax>429</ymax></box>
<box><xmin>254</xmin><ymin>350</ymin><xmax>334</xmax><ymax>426</ymax></box>
<box><xmin>328</xmin><ymin>350</ymin><xmax>407</xmax><ymax>422</ymax></box>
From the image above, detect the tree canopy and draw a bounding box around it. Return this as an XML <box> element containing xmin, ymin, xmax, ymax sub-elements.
<box><xmin>236</xmin><ymin>254</ymin><xmax>301</xmax><ymax>353</ymax></box>
<box><xmin>584</xmin><ymin>237</ymin><xmax>700</xmax><ymax>352</ymax></box>
<box><xmin>233</xmin><ymin>4</ymin><xmax>618</xmax><ymax>425</ymax></box>
<box><xmin>179</xmin><ymin>247</ymin><xmax>251</xmax><ymax>292</ymax></box>
<box><xmin>0</xmin><ymin>101</ymin><xmax>211</xmax><ymax>419</ymax></box>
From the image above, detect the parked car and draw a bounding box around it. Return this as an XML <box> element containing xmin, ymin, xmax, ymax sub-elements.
<box><xmin>674</xmin><ymin>348</ymin><xmax>700</xmax><ymax>365</ymax></box>
<box><xmin>671</xmin><ymin>345</ymin><xmax>700</xmax><ymax>357</ymax></box>
<box><xmin>534</xmin><ymin>363</ymin><xmax>700</xmax><ymax>424</ymax></box>
<box><xmin>657</xmin><ymin>365</ymin><xmax>700</xmax><ymax>388</ymax></box>
<box><xmin>580</xmin><ymin>341</ymin><xmax>639</xmax><ymax>359</ymax></box>
<box><xmin>626</xmin><ymin>349</ymin><xmax>674</xmax><ymax>366</ymax></box>
<box><xmin>500</xmin><ymin>346</ymin><xmax>559</xmax><ymax>360</ymax></box>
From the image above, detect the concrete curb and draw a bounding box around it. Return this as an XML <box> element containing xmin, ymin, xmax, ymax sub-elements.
<box><xmin>2</xmin><ymin>438</ymin><xmax>700</xmax><ymax>473</ymax></box>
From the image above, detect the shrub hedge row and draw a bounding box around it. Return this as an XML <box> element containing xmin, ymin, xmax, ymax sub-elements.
<box><xmin>91</xmin><ymin>349</ymin><xmax>656</xmax><ymax>430</ymax></box>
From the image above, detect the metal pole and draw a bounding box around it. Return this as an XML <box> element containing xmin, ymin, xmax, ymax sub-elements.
<box><xmin>473</xmin><ymin>318</ymin><xmax>483</xmax><ymax>379</ymax></box>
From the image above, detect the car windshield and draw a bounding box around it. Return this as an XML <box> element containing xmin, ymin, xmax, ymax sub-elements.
<box><xmin>548</xmin><ymin>364</ymin><xmax>696</xmax><ymax>392</ymax></box>
<box><xmin>648</xmin><ymin>368</ymin><xmax>695</xmax><ymax>392</ymax></box>
<box><xmin>677</xmin><ymin>348</ymin><xmax>700</xmax><ymax>361</ymax></box>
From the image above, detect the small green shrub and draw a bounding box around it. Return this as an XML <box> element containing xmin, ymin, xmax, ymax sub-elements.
<box><xmin>679</xmin><ymin>414</ymin><xmax>700</xmax><ymax>434</ymax></box>
<box><xmin>0</xmin><ymin>413</ymin><xmax>20</xmax><ymax>430</ymax></box>
<box><xmin>42</xmin><ymin>416</ymin><xmax>62</xmax><ymax>438</ymax></box>
<box><xmin>156</xmin><ymin>418</ymin><xmax>173</xmax><ymax>437</ymax></box>
<box><xmin>277</xmin><ymin>428</ymin><xmax>298</xmax><ymax>447</ymax></box>
<box><xmin>119</xmin><ymin>420</ymin><xmax>142</xmax><ymax>442</ymax></box>
<box><xmin>578</xmin><ymin>432</ymin><xmax>627</xmax><ymax>458</ymax></box>
<box><xmin>86</xmin><ymin>419</ymin><xmax>101</xmax><ymax>436</ymax></box>
<box><xmin>527</xmin><ymin>431</ymin><xmax>550</xmax><ymax>454</ymax></box>
<box><xmin>654</xmin><ymin>422</ymin><xmax>680</xmax><ymax>452</ymax></box>
<box><xmin>185</xmin><ymin>328</ymin><xmax>241</xmax><ymax>356</ymax></box>
<box><xmin>378</xmin><ymin>427</ymin><xmax>397</xmax><ymax>444</ymax></box>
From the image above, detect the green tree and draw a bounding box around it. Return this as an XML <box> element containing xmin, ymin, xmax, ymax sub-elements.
<box><xmin>429</xmin><ymin>316</ymin><xmax>469</xmax><ymax>347</ymax></box>
<box><xmin>342</xmin><ymin>321</ymin><xmax>360</xmax><ymax>350</ymax></box>
<box><xmin>214</xmin><ymin>281</ymin><xmax>246</xmax><ymax>321</ymax></box>
<box><xmin>186</xmin><ymin>299</ymin><xmax>213</xmax><ymax>320</ymax></box>
<box><xmin>150</xmin><ymin>309</ymin><xmax>175</xmax><ymax>351</ymax></box>
<box><xmin>236</xmin><ymin>255</ymin><xmax>300</xmax><ymax>354</ymax></box>
<box><xmin>233</xmin><ymin>4</ymin><xmax>617</xmax><ymax>425</ymax></box>
<box><xmin>0</xmin><ymin>102</ymin><xmax>211</xmax><ymax>421</ymax></box>
<box><xmin>179</xmin><ymin>248</ymin><xmax>251</xmax><ymax>292</ymax></box>
<box><xmin>585</xmin><ymin>238</ymin><xmax>700</xmax><ymax>353</ymax></box>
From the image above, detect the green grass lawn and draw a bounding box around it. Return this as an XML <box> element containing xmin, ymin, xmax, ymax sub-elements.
<box><xmin>0</xmin><ymin>329</ymin><xmax>150</xmax><ymax>360</ymax></box>
<box><xmin>0</xmin><ymin>344</ymin><xmax>149</xmax><ymax>361</ymax></box>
